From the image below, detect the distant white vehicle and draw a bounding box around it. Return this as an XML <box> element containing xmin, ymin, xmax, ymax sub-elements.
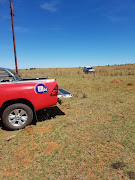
<box><xmin>83</xmin><ymin>66</ymin><xmax>95</xmax><ymax>74</ymax></box>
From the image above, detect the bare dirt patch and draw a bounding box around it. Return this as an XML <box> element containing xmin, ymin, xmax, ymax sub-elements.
<box><xmin>111</xmin><ymin>79</ymin><xmax>123</xmax><ymax>83</ymax></box>
<box><xmin>24</xmin><ymin>125</ymin><xmax>36</xmax><ymax>132</ymax></box>
<box><xmin>37</xmin><ymin>125</ymin><xmax>52</xmax><ymax>136</ymax></box>
<box><xmin>24</xmin><ymin>125</ymin><xmax>51</xmax><ymax>136</ymax></box>
<box><xmin>2</xmin><ymin>168</ymin><xmax>13</xmax><ymax>178</ymax></box>
<box><xmin>14</xmin><ymin>141</ymin><xmax>59</xmax><ymax>168</ymax></box>
<box><xmin>127</xmin><ymin>83</ymin><xmax>134</xmax><ymax>86</ymax></box>
<box><xmin>20</xmin><ymin>154</ymin><xmax>36</xmax><ymax>168</ymax></box>
<box><xmin>43</xmin><ymin>141</ymin><xmax>59</xmax><ymax>154</ymax></box>
<box><xmin>13</xmin><ymin>125</ymin><xmax>58</xmax><ymax>169</ymax></box>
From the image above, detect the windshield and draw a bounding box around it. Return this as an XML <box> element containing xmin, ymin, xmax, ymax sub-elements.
<box><xmin>87</xmin><ymin>68</ymin><xmax>93</xmax><ymax>70</ymax></box>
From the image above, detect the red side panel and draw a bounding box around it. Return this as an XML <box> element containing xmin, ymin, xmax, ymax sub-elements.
<box><xmin>0</xmin><ymin>80</ymin><xmax>58</xmax><ymax>111</ymax></box>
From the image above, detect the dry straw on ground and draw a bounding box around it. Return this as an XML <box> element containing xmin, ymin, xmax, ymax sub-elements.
<box><xmin>0</xmin><ymin>64</ymin><xmax>135</xmax><ymax>179</ymax></box>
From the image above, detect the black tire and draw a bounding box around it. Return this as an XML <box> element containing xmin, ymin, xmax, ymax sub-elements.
<box><xmin>2</xmin><ymin>103</ymin><xmax>33</xmax><ymax>130</ymax></box>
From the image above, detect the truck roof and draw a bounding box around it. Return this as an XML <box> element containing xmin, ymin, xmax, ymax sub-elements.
<box><xmin>84</xmin><ymin>66</ymin><xmax>92</xmax><ymax>68</ymax></box>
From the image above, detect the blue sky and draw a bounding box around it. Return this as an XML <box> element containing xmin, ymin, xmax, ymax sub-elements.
<box><xmin>0</xmin><ymin>0</ymin><xmax>135</xmax><ymax>69</ymax></box>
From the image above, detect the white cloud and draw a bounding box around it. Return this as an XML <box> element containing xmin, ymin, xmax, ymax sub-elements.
<box><xmin>14</xmin><ymin>26</ymin><xmax>28</xmax><ymax>33</ymax></box>
<box><xmin>0</xmin><ymin>15</ymin><xmax>10</xmax><ymax>22</ymax></box>
<box><xmin>40</xmin><ymin>1</ymin><xmax>59</xmax><ymax>12</ymax></box>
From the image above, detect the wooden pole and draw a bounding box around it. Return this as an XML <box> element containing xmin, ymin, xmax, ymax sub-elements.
<box><xmin>9</xmin><ymin>0</ymin><xmax>18</xmax><ymax>74</ymax></box>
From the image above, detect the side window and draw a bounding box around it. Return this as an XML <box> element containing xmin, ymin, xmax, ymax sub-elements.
<box><xmin>0</xmin><ymin>70</ymin><xmax>13</xmax><ymax>82</ymax></box>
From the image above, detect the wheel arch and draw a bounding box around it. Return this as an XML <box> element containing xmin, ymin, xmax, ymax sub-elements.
<box><xmin>0</xmin><ymin>99</ymin><xmax>36</xmax><ymax>119</ymax></box>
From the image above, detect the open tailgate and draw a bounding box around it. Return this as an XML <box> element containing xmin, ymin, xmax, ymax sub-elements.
<box><xmin>58</xmin><ymin>89</ymin><xmax>73</xmax><ymax>98</ymax></box>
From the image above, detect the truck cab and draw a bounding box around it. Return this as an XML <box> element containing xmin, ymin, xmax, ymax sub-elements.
<box><xmin>83</xmin><ymin>66</ymin><xmax>95</xmax><ymax>74</ymax></box>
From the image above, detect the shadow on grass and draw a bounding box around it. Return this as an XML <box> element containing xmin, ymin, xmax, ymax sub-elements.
<box><xmin>0</xmin><ymin>106</ymin><xmax>65</xmax><ymax>131</ymax></box>
<box><xmin>35</xmin><ymin>106</ymin><xmax>65</xmax><ymax>123</ymax></box>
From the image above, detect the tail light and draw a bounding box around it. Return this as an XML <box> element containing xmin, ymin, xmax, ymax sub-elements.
<box><xmin>50</xmin><ymin>84</ymin><xmax>58</xmax><ymax>97</ymax></box>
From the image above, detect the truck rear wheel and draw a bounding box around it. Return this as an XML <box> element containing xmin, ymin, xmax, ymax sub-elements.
<box><xmin>2</xmin><ymin>103</ymin><xmax>33</xmax><ymax>130</ymax></box>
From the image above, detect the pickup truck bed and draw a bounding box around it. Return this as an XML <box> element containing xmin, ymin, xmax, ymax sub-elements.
<box><xmin>0</xmin><ymin>67</ymin><xmax>72</xmax><ymax>130</ymax></box>
<box><xmin>0</xmin><ymin>79</ymin><xmax>58</xmax><ymax>111</ymax></box>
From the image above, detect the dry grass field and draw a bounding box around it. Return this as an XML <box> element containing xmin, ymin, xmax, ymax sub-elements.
<box><xmin>0</xmin><ymin>64</ymin><xmax>135</xmax><ymax>179</ymax></box>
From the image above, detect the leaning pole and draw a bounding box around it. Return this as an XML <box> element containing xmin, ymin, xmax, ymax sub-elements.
<box><xmin>9</xmin><ymin>0</ymin><xmax>18</xmax><ymax>75</ymax></box>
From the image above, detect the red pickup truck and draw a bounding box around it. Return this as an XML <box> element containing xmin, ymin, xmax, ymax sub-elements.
<box><xmin>0</xmin><ymin>67</ymin><xmax>72</xmax><ymax>130</ymax></box>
